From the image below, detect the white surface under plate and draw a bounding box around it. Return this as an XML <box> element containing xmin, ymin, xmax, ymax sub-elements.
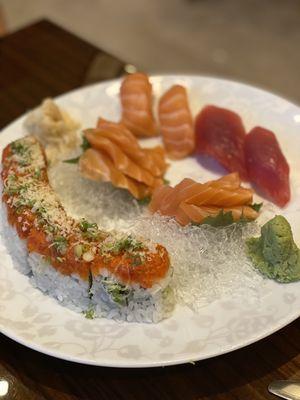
<box><xmin>0</xmin><ymin>75</ymin><xmax>300</xmax><ymax>368</ymax></box>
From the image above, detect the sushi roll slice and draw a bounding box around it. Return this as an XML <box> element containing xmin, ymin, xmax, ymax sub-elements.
<box><xmin>1</xmin><ymin>136</ymin><xmax>174</xmax><ymax>323</ymax></box>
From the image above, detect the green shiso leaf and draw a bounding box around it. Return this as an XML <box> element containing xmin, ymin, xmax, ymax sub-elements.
<box><xmin>200</xmin><ymin>210</ymin><xmax>235</xmax><ymax>227</ymax></box>
<box><xmin>63</xmin><ymin>156</ymin><xmax>80</xmax><ymax>164</ymax></box>
<box><xmin>137</xmin><ymin>196</ymin><xmax>151</xmax><ymax>206</ymax></box>
<box><xmin>63</xmin><ymin>136</ymin><xmax>91</xmax><ymax>164</ymax></box>
<box><xmin>250</xmin><ymin>203</ymin><xmax>263</xmax><ymax>212</ymax></box>
<box><xmin>81</xmin><ymin>136</ymin><xmax>91</xmax><ymax>151</ymax></box>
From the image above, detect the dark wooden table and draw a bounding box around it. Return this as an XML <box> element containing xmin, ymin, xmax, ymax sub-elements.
<box><xmin>0</xmin><ymin>19</ymin><xmax>299</xmax><ymax>400</ymax></box>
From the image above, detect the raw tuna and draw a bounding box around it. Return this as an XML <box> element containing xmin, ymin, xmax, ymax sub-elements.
<box><xmin>245</xmin><ymin>126</ymin><xmax>290</xmax><ymax>207</ymax></box>
<box><xmin>195</xmin><ymin>105</ymin><xmax>248</xmax><ymax>180</ymax></box>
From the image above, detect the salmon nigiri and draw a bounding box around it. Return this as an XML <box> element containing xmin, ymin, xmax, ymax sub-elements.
<box><xmin>158</xmin><ymin>85</ymin><xmax>195</xmax><ymax>159</ymax></box>
<box><xmin>79</xmin><ymin>148</ymin><xmax>150</xmax><ymax>200</ymax></box>
<box><xmin>120</xmin><ymin>73</ymin><xmax>158</xmax><ymax>137</ymax></box>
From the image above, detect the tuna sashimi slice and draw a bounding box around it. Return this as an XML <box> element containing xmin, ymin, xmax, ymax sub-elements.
<box><xmin>245</xmin><ymin>126</ymin><xmax>290</xmax><ymax>207</ymax></box>
<box><xmin>195</xmin><ymin>105</ymin><xmax>248</xmax><ymax>180</ymax></box>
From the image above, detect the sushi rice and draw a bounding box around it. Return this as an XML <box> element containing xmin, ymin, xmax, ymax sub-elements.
<box><xmin>0</xmin><ymin>136</ymin><xmax>174</xmax><ymax>323</ymax></box>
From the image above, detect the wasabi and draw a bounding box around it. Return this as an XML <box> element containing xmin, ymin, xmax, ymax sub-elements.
<box><xmin>246</xmin><ymin>215</ymin><xmax>300</xmax><ymax>282</ymax></box>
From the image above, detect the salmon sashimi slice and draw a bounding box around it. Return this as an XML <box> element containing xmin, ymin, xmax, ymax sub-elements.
<box><xmin>79</xmin><ymin>148</ymin><xmax>151</xmax><ymax>200</ymax></box>
<box><xmin>148</xmin><ymin>185</ymin><xmax>173</xmax><ymax>213</ymax></box>
<box><xmin>245</xmin><ymin>126</ymin><xmax>290</xmax><ymax>207</ymax></box>
<box><xmin>180</xmin><ymin>203</ymin><xmax>258</xmax><ymax>225</ymax></box>
<box><xmin>84</xmin><ymin>131</ymin><xmax>155</xmax><ymax>187</ymax></box>
<box><xmin>143</xmin><ymin>146</ymin><xmax>168</xmax><ymax>177</ymax></box>
<box><xmin>96</xmin><ymin>118</ymin><xmax>141</xmax><ymax>151</ymax></box>
<box><xmin>208</xmin><ymin>172</ymin><xmax>241</xmax><ymax>190</ymax></box>
<box><xmin>185</xmin><ymin>186</ymin><xmax>253</xmax><ymax>207</ymax></box>
<box><xmin>156</xmin><ymin>178</ymin><xmax>197</xmax><ymax>216</ymax></box>
<box><xmin>173</xmin><ymin>206</ymin><xmax>192</xmax><ymax>226</ymax></box>
<box><xmin>158</xmin><ymin>85</ymin><xmax>195</xmax><ymax>159</ymax></box>
<box><xmin>96</xmin><ymin>119</ymin><xmax>167</xmax><ymax>177</ymax></box>
<box><xmin>120</xmin><ymin>72</ymin><xmax>158</xmax><ymax>137</ymax></box>
<box><xmin>148</xmin><ymin>173</ymin><xmax>260</xmax><ymax>226</ymax></box>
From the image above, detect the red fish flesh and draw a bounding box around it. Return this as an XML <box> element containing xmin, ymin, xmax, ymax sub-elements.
<box><xmin>245</xmin><ymin>126</ymin><xmax>290</xmax><ymax>207</ymax></box>
<box><xmin>195</xmin><ymin>105</ymin><xmax>248</xmax><ymax>180</ymax></box>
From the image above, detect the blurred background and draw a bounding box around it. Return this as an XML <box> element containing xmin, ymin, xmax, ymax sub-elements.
<box><xmin>1</xmin><ymin>0</ymin><xmax>300</xmax><ymax>102</ymax></box>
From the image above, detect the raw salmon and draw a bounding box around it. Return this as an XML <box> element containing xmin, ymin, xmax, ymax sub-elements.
<box><xmin>149</xmin><ymin>173</ymin><xmax>259</xmax><ymax>226</ymax></box>
<box><xmin>180</xmin><ymin>203</ymin><xmax>258</xmax><ymax>225</ymax></box>
<box><xmin>185</xmin><ymin>186</ymin><xmax>253</xmax><ymax>207</ymax></box>
<box><xmin>84</xmin><ymin>131</ymin><xmax>155</xmax><ymax>187</ymax></box>
<box><xmin>157</xmin><ymin>178</ymin><xmax>197</xmax><ymax>216</ymax></box>
<box><xmin>195</xmin><ymin>105</ymin><xmax>248</xmax><ymax>180</ymax></box>
<box><xmin>208</xmin><ymin>172</ymin><xmax>241</xmax><ymax>190</ymax></box>
<box><xmin>143</xmin><ymin>146</ymin><xmax>168</xmax><ymax>177</ymax></box>
<box><xmin>148</xmin><ymin>185</ymin><xmax>173</xmax><ymax>213</ymax></box>
<box><xmin>245</xmin><ymin>126</ymin><xmax>290</xmax><ymax>207</ymax></box>
<box><xmin>158</xmin><ymin>85</ymin><xmax>195</xmax><ymax>159</ymax></box>
<box><xmin>96</xmin><ymin>119</ymin><xmax>167</xmax><ymax>176</ymax></box>
<box><xmin>120</xmin><ymin>73</ymin><xmax>158</xmax><ymax>137</ymax></box>
<box><xmin>79</xmin><ymin>148</ymin><xmax>150</xmax><ymax>199</ymax></box>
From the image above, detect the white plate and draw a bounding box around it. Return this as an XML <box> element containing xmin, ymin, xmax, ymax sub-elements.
<box><xmin>1</xmin><ymin>75</ymin><xmax>300</xmax><ymax>368</ymax></box>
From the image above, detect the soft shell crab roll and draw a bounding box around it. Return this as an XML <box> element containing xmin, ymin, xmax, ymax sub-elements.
<box><xmin>1</xmin><ymin>136</ymin><xmax>174</xmax><ymax>323</ymax></box>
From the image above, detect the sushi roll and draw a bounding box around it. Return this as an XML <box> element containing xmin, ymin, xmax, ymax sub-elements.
<box><xmin>1</xmin><ymin>136</ymin><xmax>174</xmax><ymax>323</ymax></box>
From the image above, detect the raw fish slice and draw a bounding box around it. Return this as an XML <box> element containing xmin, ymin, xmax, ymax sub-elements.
<box><xmin>120</xmin><ymin>73</ymin><xmax>158</xmax><ymax>137</ymax></box>
<box><xmin>79</xmin><ymin>148</ymin><xmax>148</xmax><ymax>199</ymax></box>
<box><xmin>96</xmin><ymin>118</ymin><xmax>140</xmax><ymax>150</ymax></box>
<box><xmin>185</xmin><ymin>186</ymin><xmax>253</xmax><ymax>207</ymax></box>
<box><xmin>149</xmin><ymin>184</ymin><xmax>192</xmax><ymax>224</ymax></box>
<box><xmin>148</xmin><ymin>185</ymin><xmax>174</xmax><ymax>213</ymax></box>
<box><xmin>143</xmin><ymin>146</ymin><xmax>168</xmax><ymax>177</ymax></box>
<box><xmin>158</xmin><ymin>85</ymin><xmax>194</xmax><ymax>159</ymax></box>
<box><xmin>180</xmin><ymin>203</ymin><xmax>258</xmax><ymax>225</ymax></box>
<box><xmin>174</xmin><ymin>206</ymin><xmax>192</xmax><ymax>226</ymax></box>
<box><xmin>208</xmin><ymin>172</ymin><xmax>241</xmax><ymax>189</ymax></box>
<box><xmin>245</xmin><ymin>126</ymin><xmax>290</xmax><ymax>207</ymax></box>
<box><xmin>195</xmin><ymin>105</ymin><xmax>248</xmax><ymax>180</ymax></box>
<box><xmin>96</xmin><ymin>119</ymin><xmax>167</xmax><ymax>176</ymax></box>
<box><xmin>84</xmin><ymin>131</ymin><xmax>155</xmax><ymax>187</ymax></box>
<box><xmin>158</xmin><ymin>178</ymin><xmax>198</xmax><ymax>215</ymax></box>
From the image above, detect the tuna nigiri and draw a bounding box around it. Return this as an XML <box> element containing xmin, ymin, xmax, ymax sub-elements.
<box><xmin>158</xmin><ymin>85</ymin><xmax>195</xmax><ymax>159</ymax></box>
<box><xmin>245</xmin><ymin>126</ymin><xmax>290</xmax><ymax>207</ymax></box>
<box><xmin>120</xmin><ymin>72</ymin><xmax>158</xmax><ymax>137</ymax></box>
<box><xmin>195</xmin><ymin>105</ymin><xmax>248</xmax><ymax>180</ymax></box>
